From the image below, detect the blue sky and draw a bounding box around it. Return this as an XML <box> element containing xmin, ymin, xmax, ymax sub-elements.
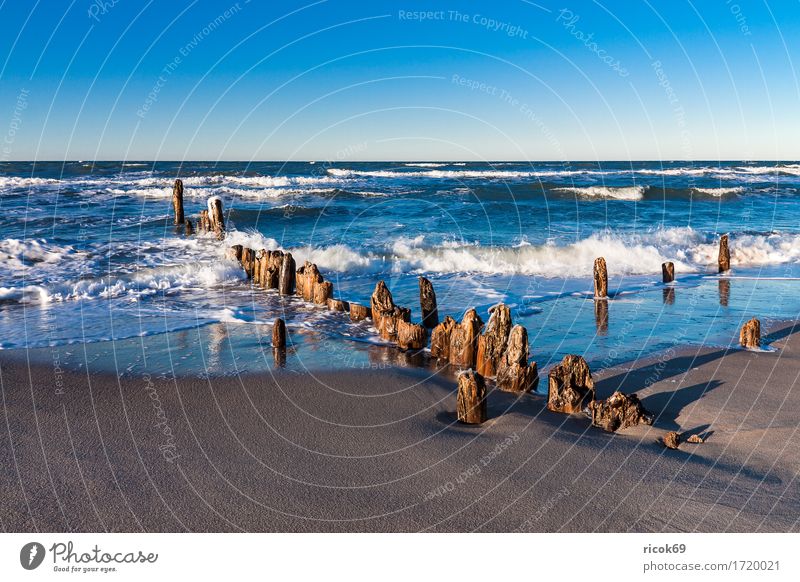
<box><xmin>1</xmin><ymin>0</ymin><xmax>798</xmax><ymax>160</ymax></box>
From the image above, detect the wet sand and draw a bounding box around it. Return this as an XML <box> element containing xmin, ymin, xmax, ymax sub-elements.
<box><xmin>1</xmin><ymin>324</ymin><xmax>799</xmax><ymax>532</ymax></box>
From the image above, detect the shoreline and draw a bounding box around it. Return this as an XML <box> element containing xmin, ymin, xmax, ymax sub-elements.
<box><xmin>2</xmin><ymin>322</ymin><xmax>799</xmax><ymax>532</ymax></box>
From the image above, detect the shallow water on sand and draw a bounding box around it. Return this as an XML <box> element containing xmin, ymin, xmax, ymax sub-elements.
<box><xmin>3</xmin><ymin>160</ymin><xmax>800</xmax><ymax>375</ymax></box>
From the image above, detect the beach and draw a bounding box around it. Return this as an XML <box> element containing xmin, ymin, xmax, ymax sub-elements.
<box><xmin>2</xmin><ymin>322</ymin><xmax>798</xmax><ymax>533</ymax></box>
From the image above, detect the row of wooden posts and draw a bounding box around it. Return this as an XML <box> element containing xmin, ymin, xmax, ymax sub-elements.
<box><xmin>170</xmin><ymin>183</ymin><xmax>762</xmax><ymax>431</ymax></box>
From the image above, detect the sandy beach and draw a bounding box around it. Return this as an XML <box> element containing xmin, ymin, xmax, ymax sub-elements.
<box><xmin>2</xmin><ymin>322</ymin><xmax>798</xmax><ymax>533</ymax></box>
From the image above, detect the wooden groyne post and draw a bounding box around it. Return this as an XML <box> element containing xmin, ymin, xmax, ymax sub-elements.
<box><xmin>172</xmin><ymin>179</ymin><xmax>184</xmax><ymax>225</ymax></box>
<box><xmin>456</xmin><ymin>369</ymin><xmax>487</xmax><ymax>424</ymax></box>
<box><xmin>208</xmin><ymin>197</ymin><xmax>225</xmax><ymax>239</ymax></box>
<box><xmin>593</xmin><ymin>257</ymin><xmax>608</xmax><ymax>298</ymax></box>
<box><xmin>662</xmin><ymin>261</ymin><xmax>674</xmax><ymax>283</ymax></box>
<box><xmin>272</xmin><ymin>318</ymin><xmax>287</xmax><ymax>349</ymax></box>
<box><xmin>418</xmin><ymin>276</ymin><xmax>439</xmax><ymax>328</ymax></box>
<box><xmin>718</xmin><ymin>234</ymin><xmax>730</xmax><ymax>272</ymax></box>
<box><xmin>740</xmin><ymin>317</ymin><xmax>761</xmax><ymax>348</ymax></box>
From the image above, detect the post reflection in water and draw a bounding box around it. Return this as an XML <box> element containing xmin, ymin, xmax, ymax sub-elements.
<box><xmin>663</xmin><ymin>287</ymin><xmax>675</xmax><ymax>305</ymax></box>
<box><xmin>719</xmin><ymin>278</ymin><xmax>730</xmax><ymax>307</ymax></box>
<box><xmin>594</xmin><ymin>299</ymin><xmax>608</xmax><ymax>335</ymax></box>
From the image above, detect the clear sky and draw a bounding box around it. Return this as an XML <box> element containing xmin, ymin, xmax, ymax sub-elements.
<box><xmin>1</xmin><ymin>0</ymin><xmax>798</xmax><ymax>161</ymax></box>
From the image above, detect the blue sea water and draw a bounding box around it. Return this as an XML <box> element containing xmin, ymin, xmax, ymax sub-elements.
<box><xmin>2</xmin><ymin>160</ymin><xmax>800</xmax><ymax>376</ymax></box>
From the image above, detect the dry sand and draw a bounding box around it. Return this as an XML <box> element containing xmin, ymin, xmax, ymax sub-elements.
<box><xmin>1</xmin><ymin>324</ymin><xmax>799</xmax><ymax>532</ymax></box>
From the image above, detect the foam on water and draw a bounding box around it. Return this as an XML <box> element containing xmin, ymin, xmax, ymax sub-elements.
<box><xmin>552</xmin><ymin>185</ymin><xmax>648</xmax><ymax>201</ymax></box>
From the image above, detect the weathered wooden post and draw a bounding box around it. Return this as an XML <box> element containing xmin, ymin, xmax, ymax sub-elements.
<box><xmin>253</xmin><ymin>249</ymin><xmax>265</xmax><ymax>286</ymax></box>
<box><xmin>349</xmin><ymin>303</ymin><xmax>371</xmax><ymax>322</ymax></box>
<box><xmin>370</xmin><ymin>281</ymin><xmax>398</xmax><ymax>340</ymax></box>
<box><xmin>418</xmin><ymin>276</ymin><xmax>439</xmax><ymax>328</ymax></box>
<box><xmin>279</xmin><ymin>252</ymin><xmax>295</xmax><ymax>295</ymax></box>
<box><xmin>208</xmin><ymin>196</ymin><xmax>225</xmax><ymax>239</ymax></box>
<box><xmin>241</xmin><ymin>248</ymin><xmax>255</xmax><ymax>279</ymax></box>
<box><xmin>172</xmin><ymin>179</ymin><xmax>184</xmax><ymax>225</ymax></box>
<box><xmin>496</xmin><ymin>325</ymin><xmax>538</xmax><ymax>393</ymax></box>
<box><xmin>589</xmin><ymin>391</ymin><xmax>653</xmax><ymax>432</ymax></box>
<box><xmin>272</xmin><ymin>318</ymin><xmax>287</xmax><ymax>349</ymax></box>
<box><xmin>184</xmin><ymin>219</ymin><xmax>194</xmax><ymax>235</ymax></box>
<box><xmin>718</xmin><ymin>234</ymin><xmax>730</xmax><ymax>272</ymax></box>
<box><xmin>449</xmin><ymin>308</ymin><xmax>483</xmax><ymax>368</ymax></box>
<box><xmin>198</xmin><ymin>209</ymin><xmax>210</xmax><ymax>232</ymax></box>
<box><xmin>547</xmin><ymin>354</ymin><xmax>595</xmax><ymax>414</ymax></box>
<box><xmin>740</xmin><ymin>317</ymin><xmax>761</xmax><ymax>348</ymax></box>
<box><xmin>456</xmin><ymin>369</ymin><xmax>487</xmax><ymax>424</ymax></box>
<box><xmin>594</xmin><ymin>257</ymin><xmax>608</xmax><ymax>298</ymax></box>
<box><xmin>327</xmin><ymin>298</ymin><xmax>349</xmax><ymax>312</ymax></box>
<box><xmin>476</xmin><ymin>303</ymin><xmax>512</xmax><ymax>377</ymax></box>
<box><xmin>430</xmin><ymin>316</ymin><xmax>456</xmax><ymax>361</ymax></box>
<box><xmin>397</xmin><ymin>320</ymin><xmax>427</xmax><ymax>350</ymax></box>
<box><xmin>662</xmin><ymin>262</ymin><xmax>675</xmax><ymax>283</ymax></box>
<box><xmin>298</xmin><ymin>262</ymin><xmax>322</xmax><ymax>302</ymax></box>
<box><xmin>314</xmin><ymin>281</ymin><xmax>333</xmax><ymax>305</ymax></box>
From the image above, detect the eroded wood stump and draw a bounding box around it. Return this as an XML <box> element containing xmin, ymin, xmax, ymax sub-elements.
<box><xmin>172</xmin><ymin>179</ymin><xmax>184</xmax><ymax>225</ymax></box>
<box><xmin>589</xmin><ymin>391</ymin><xmax>653</xmax><ymax>432</ymax></box>
<box><xmin>298</xmin><ymin>262</ymin><xmax>323</xmax><ymax>302</ymax></box>
<box><xmin>496</xmin><ymin>325</ymin><xmax>539</xmax><ymax>393</ymax></box>
<box><xmin>272</xmin><ymin>318</ymin><xmax>286</xmax><ymax>349</ymax></box>
<box><xmin>314</xmin><ymin>281</ymin><xmax>333</xmax><ymax>305</ymax></box>
<box><xmin>449</xmin><ymin>309</ymin><xmax>483</xmax><ymax>368</ymax></box>
<box><xmin>476</xmin><ymin>303</ymin><xmax>512</xmax><ymax>377</ymax></box>
<box><xmin>718</xmin><ymin>234</ymin><xmax>730</xmax><ymax>272</ymax></box>
<box><xmin>198</xmin><ymin>209</ymin><xmax>211</xmax><ymax>232</ymax></box>
<box><xmin>253</xmin><ymin>249</ymin><xmax>267</xmax><ymax>285</ymax></box>
<box><xmin>349</xmin><ymin>303</ymin><xmax>371</xmax><ymax>322</ymax></box>
<box><xmin>279</xmin><ymin>252</ymin><xmax>295</xmax><ymax>296</ymax></box>
<box><xmin>739</xmin><ymin>317</ymin><xmax>761</xmax><ymax>348</ymax></box>
<box><xmin>241</xmin><ymin>247</ymin><xmax>256</xmax><ymax>279</ymax></box>
<box><xmin>547</xmin><ymin>354</ymin><xmax>595</xmax><ymax>414</ymax></box>
<box><xmin>208</xmin><ymin>196</ymin><xmax>225</xmax><ymax>239</ymax></box>
<box><xmin>397</xmin><ymin>320</ymin><xmax>427</xmax><ymax>350</ymax></box>
<box><xmin>430</xmin><ymin>316</ymin><xmax>456</xmax><ymax>361</ymax></box>
<box><xmin>370</xmin><ymin>281</ymin><xmax>397</xmax><ymax>340</ymax></box>
<box><xmin>230</xmin><ymin>244</ymin><xmax>243</xmax><ymax>262</ymax></box>
<box><xmin>594</xmin><ymin>257</ymin><xmax>608</xmax><ymax>298</ymax></box>
<box><xmin>456</xmin><ymin>369</ymin><xmax>487</xmax><ymax>424</ymax></box>
<box><xmin>418</xmin><ymin>276</ymin><xmax>439</xmax><ymax>328</ymax></box>
<box><xmin>327</xmin><ymin>298</ymin><xmax>349</xmax><ymax>312</ymax></box>
<box><xmin>663</xmin><ymin>431</ymin><xmax>680</xmax><ymax>450</ymax></box>
<box><xmin>184</xmin><ymin>219</ymin><xmax>194</xmax><ymax>235</ymax></box>
<box><xmin>662</xmin><ymin>261</ymin><xmax>675</xmax><ymax>283</ymax></box>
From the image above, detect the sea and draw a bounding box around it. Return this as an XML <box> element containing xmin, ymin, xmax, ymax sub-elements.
<box><xmin>2</xmin><ymin>160</ymin><xmax>799</xmax><ymax>377</ymax></box>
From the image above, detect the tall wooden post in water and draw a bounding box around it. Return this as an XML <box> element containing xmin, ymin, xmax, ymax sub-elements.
<box><xmin>172</xmin><ymin>179</ymin><xmax>184</xmax><ymax>225</ymax></box>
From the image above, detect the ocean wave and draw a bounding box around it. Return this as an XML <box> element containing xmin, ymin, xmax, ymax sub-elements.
<box><xmin>552</xmin><ymin>185</ymin><xmax>647</xmax><ymax>201</ymax></box>
<box><xmin>0</xmin><ymin>238</ymin><xmax>80</xmax><ymax>271</ymax></box>
<box><xmin>237</xmin><ymin>228</ymin><xmax>800</xmax><ymax>278</ymax></box>
<box><xmin>327</xmin><ymin>168</ymin><xmax>594</xmax><ymax>179</ymax></box>
<box><xmin>691</xmin><ymin>186</ymin><xmax>745</xmax><ymax>196</ymax></box>
<box><xmin>0</xmin><ymin>176</ymin><xmax>61</xmax><ymax>188</ymax></box>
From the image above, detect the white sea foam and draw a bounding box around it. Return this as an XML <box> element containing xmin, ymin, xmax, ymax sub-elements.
<box><xmin>0</xmin><ymin>176</ymin><xmax>61</xmax><ymax>188</ymax></box>
<box><xmin>553</xmin><ymin>185</ymin><xmax>648</xmax><ymax>201</ymax></box>
<box><xmin>241</xmin><ymin>228</ymin><xmax>800</xmax><ymax>278</ymax></box>
<box><xmin>692</xmin><ymin>186</ymin><xmax>745</xmax><ymax>196</ymax></box>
